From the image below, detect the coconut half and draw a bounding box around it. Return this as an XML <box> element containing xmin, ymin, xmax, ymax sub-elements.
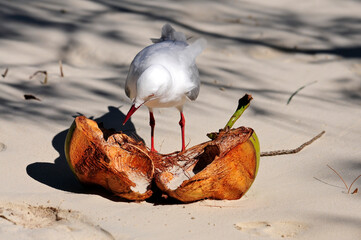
<box><xmin>65</xmin><ymin>116</ymin><xmax>154</xmax><ymax>200</ymax></box>
<box><xmin>153</xmin><ymin>127</ymin><xmax>260</xmax><ymax>202</ymax></box>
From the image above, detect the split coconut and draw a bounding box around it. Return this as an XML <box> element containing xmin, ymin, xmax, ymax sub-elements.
<box><xmin>64</xmin><ymin>94</ymin><xmax>260</xmax><ymax>202</ymax></box>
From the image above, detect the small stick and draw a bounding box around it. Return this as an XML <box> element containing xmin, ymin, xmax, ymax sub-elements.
<box><xmin>0</xmin><ymin>215</ymin><xmax>17</xmax><ymax>225</ymax></box>
<box><xmin>59</xmin><ymin>60</ymin><xmax>64</xmax><ymax>77</ymax></box>
<box><xmin>326</xmin><ymin>165</ymin><xmax>360</xmax><ymax>194</ymax></box>
<box><xmin>327</xmin><ymin>164</ymin><xmax>348</xmax><ymax>190</ymax></box>
<box><xmin>260</xmin><ymin>131</ymin><xmax>325</xmax><ymax>157</ymax></box>
<box><xmin>313</xmin><ymin>177</ymin><xmax>344</xmax><ymax>189</ymax></box>
<box><xmin>29</xmin><ymin>70</ymin><xmax>48</xmax><ymax>84</ymax></box>
<box><xmin>2</xmin><ymin>68</ymin><xmax>8</xmax><ymax>78</ymax></box>
<box><xmin>287</xmin><ymin>81</ymin><xmax>317</xmax><ymax>105</ymax></box>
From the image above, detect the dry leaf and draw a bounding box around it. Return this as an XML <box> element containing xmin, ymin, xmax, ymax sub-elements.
<box><xmin>24</xmin><ymin>94</ymin><xmax>41</xmax><ymax>101</ymax></box>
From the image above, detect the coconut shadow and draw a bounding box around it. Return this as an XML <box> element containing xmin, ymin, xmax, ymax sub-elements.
<box><xmin>26</xmin><ymin>106</ymin><xmax>146</xmax><ymax>202</ymax></box>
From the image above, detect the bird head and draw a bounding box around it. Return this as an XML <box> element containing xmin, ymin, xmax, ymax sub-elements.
<box><xmin>123</xmin><ymin>65</ymin><xmax>172</xmax><ymax>125</ymax></box>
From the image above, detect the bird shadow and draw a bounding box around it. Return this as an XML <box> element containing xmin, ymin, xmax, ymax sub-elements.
<box><xmin>26</xmin><ymin>106</ymin><xmax>181</xmax><ymax>204</ymax></box>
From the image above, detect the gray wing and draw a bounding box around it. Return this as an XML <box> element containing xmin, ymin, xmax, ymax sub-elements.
<box><xmin>186</xmin><ymin>64</ymin><xmax>200</xmax><ymax>101</ymax></box>
<box><xmin>183</xmin><ymin>39</ymin><xmax>206</xmax><ymax>101</ymax></box>
<box><xmin>125</xmin><ymin>82</ymin><xmax>131</xmax><ymax>98</ymax></box>
<box><xmin>124</xmin><ymin>63</ymin><xmax>139</xmax><ymax>100</ymax></box>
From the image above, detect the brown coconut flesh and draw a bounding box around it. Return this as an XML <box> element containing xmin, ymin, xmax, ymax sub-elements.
<box><xmin>153</xmin><ymin>127</ymin><xmax>258</xmax><ymax>202</ymax></box>
<box><xmin>66</xmin><ymin>116</ymin><xmax>259</xmax><ymax>202</ymax></box>
<box><xmin>67</xmin><ymin>116</ymin><xmax>154</xmax><ymax>201</ymax></box>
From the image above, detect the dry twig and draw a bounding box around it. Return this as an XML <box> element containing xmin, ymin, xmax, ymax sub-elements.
<box><xmin>260</xmin><ymin>131</ymin><xmax>325</xmax><ymax>157</ymax></box>
<box><xmin>29</xmin><ymin>70</ymin><xmax>48</xmax><ymax>84</ymax></box>
<box><xmin>287</xmin><ymin>81</ymin><xmax>317</xmax><ymax>105</ymax></box>
<box><xmin>2</xmin><ymin>68</ymin><xmax>8</xmax><ymax>78</ymax></box>
<box><xmin>59</xmin><ymin>60</ymin><xmax>64</xmax><ymax>77</ymax></box>
<box><xmin>327</xmin><ymin>165</ymin><xmax>360</xmax><ymax>194</ymax></box>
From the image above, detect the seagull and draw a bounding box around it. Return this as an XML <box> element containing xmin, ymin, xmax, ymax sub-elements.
<box><xmin>122</xmin><ymin>24</ymin><xmax>206</xmax><ymax>152</ymax></box>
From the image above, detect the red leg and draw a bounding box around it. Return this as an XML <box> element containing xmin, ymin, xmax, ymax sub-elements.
<box><xmin>179</xmin><ymin>112</ymin><xmax>185</xmax><ymax>151</ymax></box>
<box><xmin>149</xmin><ymin>111</ymin><xmax>157</xmax><ymax>152</ymax></box>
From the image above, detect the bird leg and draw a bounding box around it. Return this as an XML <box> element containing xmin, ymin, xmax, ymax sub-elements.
<box><xmin>179</xmin><ymin>112</ymin><xmax>186</xmax><ymax>152</ymax></box>
<box><xmin>149</xmin><ymin>111</ymin><xmax>157</xmax><ymax>152</ymax></box>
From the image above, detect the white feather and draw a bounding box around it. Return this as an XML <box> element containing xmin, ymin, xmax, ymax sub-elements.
<box><xmin>125</xmin><ymin>24</ymin><xmax>206</xmax><ymax>110</ymax></box>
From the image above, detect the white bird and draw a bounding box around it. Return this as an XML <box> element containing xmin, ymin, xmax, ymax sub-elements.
<box><xmin>123</xmin><ymin>24</ymin><xmax>206</xmax><ymax>152</ymax></box>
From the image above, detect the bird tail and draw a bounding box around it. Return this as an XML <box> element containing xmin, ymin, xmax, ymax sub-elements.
<box><xmin>151</xmin><ymin>23</ymin><xmax>207</xmax><ymax>58</ymax></box>
<box><xmin>151</xmin><ymin>23</ymin><xmax>187</xmax><ymax>43</ymax></box>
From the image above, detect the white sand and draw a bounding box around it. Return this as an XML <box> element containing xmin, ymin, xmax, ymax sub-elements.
<box><xmin>1</xmin><ymin>0</ymin><xmax>361</xmax><ymax>239</ymax></box>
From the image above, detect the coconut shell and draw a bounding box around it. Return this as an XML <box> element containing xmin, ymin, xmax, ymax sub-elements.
<box><xmin>65</xmin><ymin>116</ymin><xmax>260</xmax><ymax>202</ymax></box>
<box><xmin>153</xmin><ymin>127</ymin><xmax>260</xmax><ymax>202</ymax></box>
<box><xmin>65</xmin><ymin>116</ymin><xmax>154</xmax><ymax>200</ymax></box>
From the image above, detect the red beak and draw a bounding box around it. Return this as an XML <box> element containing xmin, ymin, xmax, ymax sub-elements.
<box><xmin>123</xmin><ymin>104</ymin><xmax>139</xmax><ymax>125</ymax></box>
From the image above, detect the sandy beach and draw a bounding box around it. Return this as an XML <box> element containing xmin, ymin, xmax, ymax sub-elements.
<box><xmin>1</xmin><ymin>0</ymin><xmax>361</xmax><ymax>239</ymax></box>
